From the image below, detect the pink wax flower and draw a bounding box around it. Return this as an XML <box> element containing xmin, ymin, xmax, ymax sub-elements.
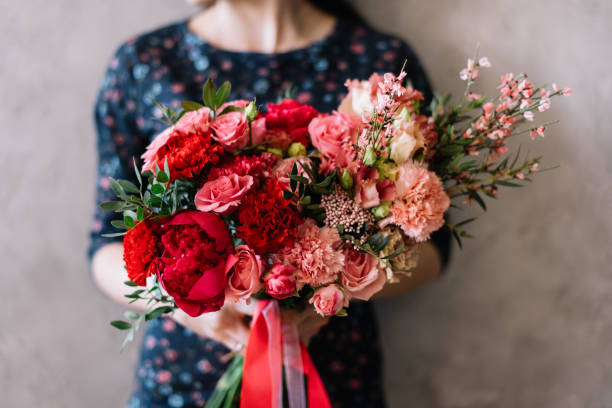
<box><xmin>264</xmin><ymin>264</ymin><xmax>297</xmax><ymax>300</ymax></box>
<box><xmin>308</xmin><ymin>111</ymin><xmax>361</xmax><ymax>170</ymax></box>
<box><xmin>391</xmin><ymin>162</ymin><xmax>450</xmax><ymax>242</ymax></box>
<box><xmin>195</xmin><ymin>174</ymin><xmax>254</xmax><ymax>215</ymax></box>
<box><xmin>309</xmin><ymin>285</ymin><xmax>347</xmax><ymax>317</ymax></box>
<box><xmin>225</xmin><ymin>245</ymin><xmax>264</xmax><ymax>303</ymax></box>
<box><xmin>276</xmin><ymin>219</ymin><xmax>345</xmax><ymax>288</ymax></box>
<box><xmin>341</xmin><ymin>249</ymin><xmax>385</xmax><ymax>301</ymax></box>
<box><xmin>211</xmin><ymin>111</ymin><xmax>249</xmax><ymax>152</ymax></box>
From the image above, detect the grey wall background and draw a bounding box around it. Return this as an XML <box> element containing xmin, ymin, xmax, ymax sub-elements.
<box><xmin>1</xmin><ymin>0</ymin><xmax>610</xmax><ymax>407</ymax></box>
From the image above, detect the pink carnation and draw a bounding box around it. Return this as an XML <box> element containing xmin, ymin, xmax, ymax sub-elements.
<box><xmin>391</xmin><ymin>162</ymin><xmax>450</xmax><ymax>241</ymax></box>
<box><xmin>275</xmin><ymin>219</ymin><xmax>345</xmax><ymax>288</ymax></box>
<box><xmin>141</xmin><ymin>108</ymin><xmax>212</xmax><ymax>172</ymax></box>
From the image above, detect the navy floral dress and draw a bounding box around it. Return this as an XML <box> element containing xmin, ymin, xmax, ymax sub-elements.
<box><xmin>92</xmin><ymin>18</ymin><xmax>450</xmax><ymax>408</ymax></box>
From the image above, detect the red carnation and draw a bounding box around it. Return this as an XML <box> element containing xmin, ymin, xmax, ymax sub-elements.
<box><xmin>264</xmin><ymin>100</ymin><xmax>319</xmax><ymax>149</ymax></box>
<box><xmin>207</xmin><ymin>152</ymin><xmax>279</xmax><ymax>181</ymax></box>
<box><xmin>152</xmin><ymin>128</ymin><xmax>224</xmax><ymax>182</ymax></box>
<box><xmin>123</xmin><ymin>220</ymin><xmax>159</xmax><ymax>286</ymax></box>
<box><xmin>236</xmin><ymin>178</ymin><xmax>302</xmax><ymax>255</ymax></box>
<box><xmin>156</xmin><ymin>211</ymin><xmax>238</xmax><ymax>317</ymax></box>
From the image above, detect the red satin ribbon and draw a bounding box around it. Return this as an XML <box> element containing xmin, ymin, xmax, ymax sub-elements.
<box><xmin>240</xmin><ymin>300</ymin><xmax>331</xmax><ymax>408</ymax></box>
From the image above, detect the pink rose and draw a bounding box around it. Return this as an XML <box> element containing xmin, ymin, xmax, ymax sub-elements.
<box><xmin>218</xmin><ymin>99</ymin><xmax>250</xmax><ymax>113</ymax></box>
<box><xmin>211</xmin><ymin>111</ymin><xmax>249</xmax><ymax>152</ymax></box>
<box><xmin>309</xmin><ymin>285</ymin><xmax>347</xmax><ymax>317</ymax></box>
<box><xmin>308</xmin><ymin>112</ymin><xmax>360</xmax><ymax>169</ymax></box>
<box><xmin>341</xmin><ymin>249</ymin><xmax>385</xmax><ymax>301</ymax></box>
<box><xmin>195</xmin><ymin>174</ymin><xmax>254</xmax><ymax>215</ymax></box>
<box><xmin>264</xmin><ymin>264</ymin><xmax>297</xmax><ymax>300</ymax></box>
<box><xmin>175</xmin><ymin>107</ymin><xmax>212</xmax><ymax>134</ymax></box>
<box><xmin>250</xmin><ymin>117</ymin><xmax>267</xmax><ymax>145</ymax></box>
<box><xmin>225</xmin><ymin>245</ymin><xmax>264</xmax><ymax>302</ymax></box>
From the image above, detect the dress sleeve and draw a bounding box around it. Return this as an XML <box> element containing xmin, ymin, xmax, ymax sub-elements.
<box><xmin>89</xmin><ymin>44</ymin><xmax>145</xmax><ymax>260</ymax></box>
<box><xmin>398</xmin><ymin>41</ymin><xmax>453</xmax><ymax>267</ymax></box>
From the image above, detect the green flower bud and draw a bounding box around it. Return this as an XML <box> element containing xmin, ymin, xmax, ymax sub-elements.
<box><xmin>340</xmin><ymin>169</ymin><xmax>354</xmax><ymax>191</ymax></box>
<box><xmin>266</xmin><ymin>147</ymin><xmax>283</xmax><ymax>157</ymax></box>
<box><xmin>375</xmin><ymin>159</ymin><xmax>399</xmax><ymax>181</ymax></box>
<box><xmin>245</xmin><ymin>100</ymin><xmax>258</xmax><ymax>121</ymax></box>
<box><xmin>287</xmin><ymin>142</ymin><xmax>307</xmax><ymax>157</ymax></box>
<box><xmin>372</xmin><ymin>201</ymin><xmax>392</xmax><ymax>220</ymax></box>
<box><xmin>362</xmin><ymin>146</ymin><xmax>377</xmax><ymax>167</ymax></box>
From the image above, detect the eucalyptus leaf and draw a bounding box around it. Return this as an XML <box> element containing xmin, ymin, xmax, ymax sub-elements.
<box><xmin>110</xmin><ymin>320</ymin><xmax>132</xmax><ymax>330</ymax></box>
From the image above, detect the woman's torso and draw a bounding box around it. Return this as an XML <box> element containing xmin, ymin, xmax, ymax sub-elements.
<box><xmin>93</xmin><ymin>18</ymin><xmax>433</xmax><ymax>408</ymax></box>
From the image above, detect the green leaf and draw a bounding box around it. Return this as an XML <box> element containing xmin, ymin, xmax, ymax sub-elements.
<box><xmin>145</xmin><ymin>306</ymin><xmax>175</xmax><ymax>321</ymax></box>
<box><xmin>123</xmin><ymin>215</ymin><xmax>135</xmax><ymax>228</ymax></box>
<box><xmin>109</xmin><ymin>178</ymin><xmax>127</xmax><ymax>198</ymax></box>
<box><xmin>101</xmin><ymin>232</ymin><xmax>126</xmax><ymax>238</ymax></box>
<box><xmin>151</xmin><ymin>184</ymin><xmax>165</xmax><ymax>194</ymax></box>
<box><xmin>124</xmin><ymin>311</ymin><xmax>140</xmax><ymax>320</ymax></box>
<box><xmin>299</xmin><ymin>196</ymin><xmax>312</xmax><ymax>206</ymax></box>
<box><xmin>468</xmin><ymin>190</ymin><xmax>487</xmax><ymax>211</ymax></box>
<box><xmin>110</xmin><ymin>320</ymin><xmax>132</xmax><ymax>330</ymax></box>
<box><xmin>124</xmin><ymin>280</ymin><xmax>138</xmax><ymax>287</ymax></box>
<box><xmin>99</xmin><ymin>201</ymin><xmax>125</xmax><ymax>211</ymax></box>
<box><xmin>282</xmin><ymin>190</ymin><xmax>293</xmax><ymax>201</ymax></box>
<box><xmin>136</xmin><ymin>207</ymin><xmax>144</xmax><ymax>221</ymax></box>
<box><xmin>133</xmin><ymin>158</ymin><xmax>142</xmax><ymax>186</ymax></box>
<box><xmin>117</xmin><ymin>180</ymin><xmax>140</xmax><ymax>194</ymax></box>
<box><xmin>218</xmin><ymin>105</ymin><xmax>243</xmax><ymax>116</ymax></box>
<box><xmin>215</xmin><ymin>81</ymin><xmax>231</xmax><ymax>107</ymax></box>
<box><xmin>455</xmin><ymin>217</ymin><xmax>477</xmax><ymax>227</ymax></box>
<box><xmin>203</xmin><ymin>78</ymin><xmax>216</xmax><ymax>109</ymax></box>
<box><xmin>449</xmin><ymin>153</ymin><xmax>464</xmax><ymax>169</ymax></box>
<box><xmin>156</xmin><ymin>171</ymin><xmax>169</xmax><ymax>183</ymax></box>
<box><xmin>181</xmin><ymin>101</ymin><xmax>205</xmax><ymax>112</ymax></box>
<box><xmin>496</xmin><ymin>180</ymin><xmax>523</xmax><ymax>187</ymax></box>
<box><xmin>382</xmin><ymin>247</ymin><xmax>403</xmax><ymax>260</ymax></box>
<box><xmin>110</xmin><ymin>219</ymin><xmax>127</xmax><ymax>229</ymax></box>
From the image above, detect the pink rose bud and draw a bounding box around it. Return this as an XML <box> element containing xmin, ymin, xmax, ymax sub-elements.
<box><xmin>341</xmin><ymin>250</ymin><xmax>385</xmax><ymax>301</ymax></box>
<box><xmin>225</xmin><ymin>245</ymin><xmax>264</xmax><ymax>303</ymax></box>
<box><xmin>309</xmin><ymin>285</ymin><xmax>347</xmax><ymax>317</ymax></box>
<box><xmin>211</xmin><ymin>111</ymin><xmax>249</xmax><ymax>152</ymax></box>
<box><xmin>264</xmin><ymin>264</ymin><xmax>297</xmax><ymax>300</ymax></box>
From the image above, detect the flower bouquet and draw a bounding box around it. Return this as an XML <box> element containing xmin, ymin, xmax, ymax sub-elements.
<box><xmin>101</xmin><ymin>55</ymin><xmax>570</xmax><ymax>407</ymax></box>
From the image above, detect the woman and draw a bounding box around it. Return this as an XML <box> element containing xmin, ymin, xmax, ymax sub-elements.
<box><xmin>91</xmin><ymin>0</ymin><xmax>451</xmax><ymax>406</ymax></box>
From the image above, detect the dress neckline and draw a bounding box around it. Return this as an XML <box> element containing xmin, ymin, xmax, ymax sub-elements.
<box><xmin>180</xmin><ymin>17</ymin><xmax>341</xmax><ymax>59</ymax></box>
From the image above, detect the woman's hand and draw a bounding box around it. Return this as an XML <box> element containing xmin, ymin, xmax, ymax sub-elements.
<box><xmin>282</xmin><ymin>308</ymin><xmax>330</xmax><ymax>345</ymax></box>
<box><xmin>172</xmin><ymin>301</ymin><xmax>255</xmax><ymax>353</ymax></box>
<box><xmin>172</xmin><ymin>301</ymin><xmax>330</xmax><ymax>352</ymax></box>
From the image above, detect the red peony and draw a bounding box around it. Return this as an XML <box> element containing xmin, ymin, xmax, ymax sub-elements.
<box><xmin>264</xmin><ymin>100</ymin><xmax>319</xmax><ymax>149</ymax></box>
<box><xmin>123</xmin><ymin>220</ymin><xmax>159</xmax><ymax>286</ymax></box>
<box><xmin>236</xmin><ymin>178</ymin><xmax>302</xmax><ymax>255</ymax></box>
<box><xmin>207</xmin><ymin>153</ymin><xmax>279</xmax><ymax>181</ymax></box>
<box><xmin>156</xmin><ymin>211</ymin><xmax>238</xmax><ymax>317</ymax></box>
<box><xmin>151</xmin><ymin>128</ymin><xmax>224</xmax><ymax>182</ymax></box>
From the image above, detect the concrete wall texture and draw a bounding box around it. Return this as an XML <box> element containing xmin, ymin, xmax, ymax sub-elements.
<box><xmin>1</xmin><ymin>0</ymin><xmax>610</xmax><ymax>406</ymax></box>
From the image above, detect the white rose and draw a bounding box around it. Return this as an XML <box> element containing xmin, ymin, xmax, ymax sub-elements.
<box><xmin>390</xmin><ymin>130</ymin><xmax>418</xmax><ymax>164</ymax></box>
<box><xmin>338</xmin><ymin>80</ymin><xmax>374</xmax><ymax>115</ymax></box>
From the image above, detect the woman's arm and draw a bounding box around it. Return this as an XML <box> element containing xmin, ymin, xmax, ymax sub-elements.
<box><xmin>373</xmin><ymin>241</ymin><xmax>443</xmax><ymax>299</ymax></box>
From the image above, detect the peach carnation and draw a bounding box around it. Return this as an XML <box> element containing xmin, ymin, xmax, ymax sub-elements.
<box><xmin>391</xmin><ymin>162</ymin><xmax>450</xmax><ymax>242</ymax></box>
<box><xmin>275</xmin><ymin>219</ymin><xmax>345</xmax><ymax>287</ymax></box>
